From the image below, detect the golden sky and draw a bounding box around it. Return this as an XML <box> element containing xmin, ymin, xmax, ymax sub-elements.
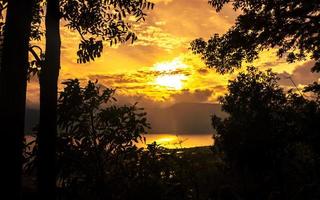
<box><xmin>26</xmin><ymin>0</ymin><xmax>319</xmax><ymax>134</ymax></box>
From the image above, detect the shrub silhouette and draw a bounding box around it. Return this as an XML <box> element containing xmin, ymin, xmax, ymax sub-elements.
<box><xmin>23</xmin><ymin>79</ymin><xmax>223</xmax><ymax>200</ymax></box>
<box><xmin>54</xmin><ymin>79</ymin><xmax>149</xmax><ymax>199</ymax></box>
<box><xmin>48</xmin><ymin>79</ymin><xmax>215</xmax><ymax>200</ymax></box>
<box><xmin>22</xmin><ymin>73</ymin><xmax>320</xmax><ymax>200</ymax></box>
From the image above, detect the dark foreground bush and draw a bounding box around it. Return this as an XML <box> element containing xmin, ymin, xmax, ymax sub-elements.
<box><xmin>23</xmin><ymin>79</ymin><xmax>225</xmax><ymax>200</ymax></box>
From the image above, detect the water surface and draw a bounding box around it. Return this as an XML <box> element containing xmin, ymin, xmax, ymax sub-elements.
<box><xmin>140</xmin><ymin>133</ymin><xmax>214</xmax><ymax>149</ymax></box>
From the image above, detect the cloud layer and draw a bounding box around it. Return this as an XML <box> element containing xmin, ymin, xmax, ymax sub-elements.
<box><xmin>26</xmin><ymin>0</ymin><xmax>318</xmax><ymax>134</ymax></box>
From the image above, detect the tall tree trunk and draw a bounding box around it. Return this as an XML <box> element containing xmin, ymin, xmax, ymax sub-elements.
<box><xmin>38</xmin><ymin>0</ymin><xmax>60</xmax><ymax>199</ymax></box>
<box><xmin>0</xmin><ymin>0</ymin><xmax>33</xmax><ymax>199</ymax></box>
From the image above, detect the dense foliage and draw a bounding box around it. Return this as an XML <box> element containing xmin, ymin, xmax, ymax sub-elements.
<box><xmin>56</xmin><ymin>79</ymin><xmax>149</xmax><ymax>199</ymax></box>
<box><xmin>191</xmin><ymin>0</ymin><xmax>320</xmax><ymax>73</ymax></box>
<box><xmin>24</xmin><ymin>80</ymin><xmax>225</xmax><ymax>200</ymax></box>
<box><xmin>22</xmin><ymin>71</ymin><xmax>320</xmax><ymax>199</ymax></box>
<box><xmin>14</xmin><ymin>1</ymin><xmax>320</xmax><ymax>199</ymax></box>
<box><xmin>212</xmin><ymin>67</ymin><xmax>320</xmax><ymax>199</ymax></box>
<box><xmin>60</xmin><ymin>0</ymin><xmax>154</xmax><ymax>64</ymax></box>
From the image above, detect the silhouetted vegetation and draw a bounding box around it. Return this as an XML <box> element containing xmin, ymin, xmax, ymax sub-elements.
<box><xmin>55</xmin><ymin>79</ymin><xmax>149</xmax><ymax>199</ymax></box>
<box><xmin>189</xmin><ymin>2</ymin><xmax>320</xmax><ymax>196</ymax></box>
<box><xmin>2</xmin><ymin>1</ymin><xmax>319</xmax><ymax>200</ymax></box>
<box><xmin>22</xmin><ymin>69</ymin><xmax>320</xmax><ymax>199</ymax></box>
<box><xmin>191</xmin><ymin>0</ymin><xmax>320</xmax><ymax>73</ymax></box>
<box><xmin>24</xmin><ymin>80</ymin><xmax>225</xmax><ymax>200</ymax></box>
<box><xmin>35</xmin><ymin>2</ymin><xmax>154</xmax><ymax>198</ymax></box>
<box><xmin>212</xmin><ymin>67</ymin><xmax>320</xmax><ymax>199</ymax></box>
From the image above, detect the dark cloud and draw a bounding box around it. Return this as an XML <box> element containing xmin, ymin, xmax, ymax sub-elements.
<box><xmin>212</xmin><ymin>85</ymin><xmax>226</xmax><ymax>93</ymax></box>
<box><xmin>197</xmin><ymin>68</ymin><xmax>209</xmax><ymax>75</ymax></box>
<box><xmin>136</xmin><ymin>68</ymin><xmax>191</xmax><ymax>77</ymax></box>
<box><xmin>116</xmin><ymin>85</ymin><xmax>149</xmax><ymax>90</ymax></box>
<box><xmin>261</xmin><ymin>60</ymin><xmax>287</xmax><ymax>68</ymax></box>
<box><xmin>89</xmin><ymin>74</ymin><xmax>140</xmax><ymax>83</ymax></box>
<box><xmin>115</xmin><ymin>94</ymin><xmax>164</xmax><ymax>108</ymax></box>
<box><xmin>170</xmin><ymin>89</ymin><xmax>213</xmax><ymax>103</ymax></box>
<box><xmin>89</xmin><ymin>68</ymin><xmax>190</xmax><ymax>84</ymax></box>
<box><xmin>278</xmin><ymin>61</ymin><xmax>320</xmax><ymax>86</ymax></box>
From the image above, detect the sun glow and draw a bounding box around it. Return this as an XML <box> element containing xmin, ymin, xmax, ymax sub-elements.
<box><xmin>154</xmin><ymin>58</ymin><xmax>188</xmax><ymax>72</ymax></box>
<box><xmin>151</xmin><ymin>135</ymin><xmax>179</xmax><ymax>148</ymax></box>
<box><xmin>153</xmin><ymin>58</ymin><xmax>188</xmax><ymax>90</ymax></box>
<box><xmin>155</xmin><ymin>74</ymin><xmax>186</xmax><ymax>90</ymax></box>
<box><xmin>156</xmin><ymin>136</ymin><xmax>177</xmax><ymax>143</ymax></box>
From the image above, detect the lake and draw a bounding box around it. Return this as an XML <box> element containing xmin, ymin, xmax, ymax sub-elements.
<box><xmin>140</xmin><ymin>133</ymin><xmax>214</xmax><ymax>148</ymax></box>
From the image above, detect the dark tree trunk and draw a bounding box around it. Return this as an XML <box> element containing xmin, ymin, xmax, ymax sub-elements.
<box><xmin>0</xmin><ymin>0</ymin><xmax>33</xmax><ymax>199</ymax></box>
<box><xmin>38</xmin><ymin>0</ymin><xmax>60</xmax><ymax>199</ymax></box>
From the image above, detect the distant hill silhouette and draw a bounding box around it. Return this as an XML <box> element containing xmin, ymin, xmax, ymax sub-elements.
<box><xmin>146</xmin><ymin>102</ymin><xmax>226</xmax><ymax>134</ymax></box>
<box><xmin>24</xmin><ymin>102</ymin><xmax>225</xmax><ymax>135</ymax></box>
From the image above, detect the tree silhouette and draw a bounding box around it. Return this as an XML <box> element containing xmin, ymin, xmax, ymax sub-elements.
<box><xmin>56</xmin><ymin>79</ymin><xmax>150</xmax><ymax>199</ymax></box>
<box><xmin>0</xmin><ymin>0</ymin><xmax>33</xmax><ymax>198</ymax></box>
<box><xmin>191</xmin><ymin>0</ymin><xmax>320</xmax><ymax>74</ymax></box>
<box><xmin>212</xmin><ymin>67</ymin><xmax>320</xmax><ymax>199</ymax></box>
<box><xmin>212</xmin><ymin>67</ymin><xmax>286</xmax><ymax>175</ymax></box>
<box><xmin>25</xmin><ymin>79</ymin><xmax>219</xmax><ymax>200</ymax></box>
<box><xmin>37</xmin><ymin>1</ymin><xmax>61</xmax><ymax>199</ymax></box>
<box><xmin>36</xmin><ymin>1</ymin><xmax>154</xmax><ymax>199</ymax></box>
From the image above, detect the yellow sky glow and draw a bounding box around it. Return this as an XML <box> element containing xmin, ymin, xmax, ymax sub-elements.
<box><xmin>154</xmin><ymin>58</ymin><xmax>188</xmax><ymax>71</ymax></box>
<box><xmin>26</xmin><ymin>0</ymin><xmax>317</xmax><ymax>108</ymax></box>
<box><xmin>155</xmin><ymin>74</ymin><xmax>186</xmax><ymax>90</ymax></box>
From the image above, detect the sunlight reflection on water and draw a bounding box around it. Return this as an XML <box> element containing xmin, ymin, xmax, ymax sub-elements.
<box><xmin>138</xmin><ymin>134</ymin><xmax>214</xmax><ymax>149</ymax></box>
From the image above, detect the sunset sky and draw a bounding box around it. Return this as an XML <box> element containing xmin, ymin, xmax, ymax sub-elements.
<box><xmin>26</xmin><ymin>0</ymin><xmax>319</xmax><ymax>135</ymax></box>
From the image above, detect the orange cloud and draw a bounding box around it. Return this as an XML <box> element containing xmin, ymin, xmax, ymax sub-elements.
<box><xmin>27</xmin><ymin>0</ymin><xmax>315</xmax><ymax>110</ymax></box>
